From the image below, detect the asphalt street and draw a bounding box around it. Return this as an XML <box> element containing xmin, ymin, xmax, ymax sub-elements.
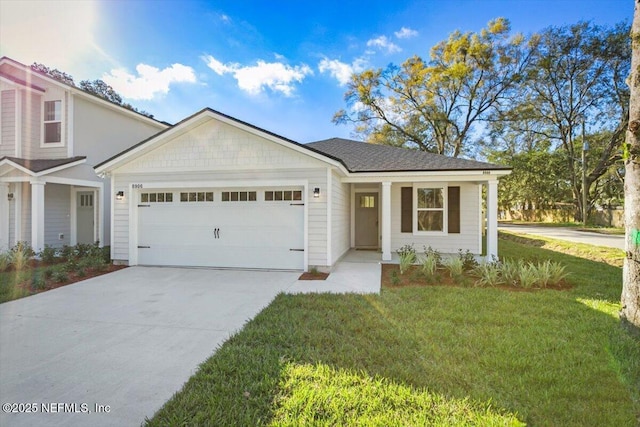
<box><xmin>498</xmin><ymin>223</ymin><xmax>625</xmax><ymax>251</ymax></box>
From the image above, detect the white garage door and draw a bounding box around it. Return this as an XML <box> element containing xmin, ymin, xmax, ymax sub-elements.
<box><xmin>137</xmin><ymin>188</ymin><xmax>304</xmax><ymax>270</ymax></box>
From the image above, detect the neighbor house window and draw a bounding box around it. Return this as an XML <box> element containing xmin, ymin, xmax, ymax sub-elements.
<box><xmin>43</xmin><ymin>100</ymin><xmax>62</xmax><ymax>143</ymax></box>
<box><xmin>416</xmin><ymin>187</ymin><xmax>444</xmax><ymax>232</ymax></box>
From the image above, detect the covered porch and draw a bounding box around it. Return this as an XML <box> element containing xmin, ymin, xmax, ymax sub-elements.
<box><xmin>0</xmin><ymin>157</ymin><xmax>103</xmax><ymax>252</ymax></box>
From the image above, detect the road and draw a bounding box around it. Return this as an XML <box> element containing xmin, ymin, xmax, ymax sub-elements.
<box><xmin>498</xmin><ymin>223</ymin><xmax>626</xmax><ymax>251</ymax></box>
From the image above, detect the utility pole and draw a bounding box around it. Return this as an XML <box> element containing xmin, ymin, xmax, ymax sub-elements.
<box><xmin>582</xmin><ymin>121</ymin><xmax>588</xmax><ymax>226</ymax></box>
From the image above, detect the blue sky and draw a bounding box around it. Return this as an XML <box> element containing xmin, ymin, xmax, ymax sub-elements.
<box><xmin>0</xmin><ymin>0</ymin><xmax>632</xmax><ymax>142</ymax></box>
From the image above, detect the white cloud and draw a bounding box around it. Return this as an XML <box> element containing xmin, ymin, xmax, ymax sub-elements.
<box><xmin>102</xmin><ymin>63</ymin><xmax>197</xmax><ymax>100</ymax></box>
<box><xmin>395</xmin><ymin>27</ymin><xmax>418</xmax><ymax>39</ymax></box>
<box><xmin>318</xmin><ymin>57</ymin><xmax>367</xmax><ymax>86</ymax></box>
<box><xmin>366</xmin><ymin>36</ymin><xmax>402</xmax><ymax>54</ymax></box>
<box><xmin>202</xmin><ymin>54</ymin><xmax>312</xmax><ymax>96</ymax></box>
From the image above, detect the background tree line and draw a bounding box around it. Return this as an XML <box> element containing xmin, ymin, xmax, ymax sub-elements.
<box><xmin>335</xmin><ymin>18</ymin><xmax>631</xmax><ymax>222</ymax></box>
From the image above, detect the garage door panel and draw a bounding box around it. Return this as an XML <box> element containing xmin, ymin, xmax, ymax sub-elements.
<box><xmin>137</xmin><ymin>189</ymin><xmax>304</xmax><ymax>270</ymax></box>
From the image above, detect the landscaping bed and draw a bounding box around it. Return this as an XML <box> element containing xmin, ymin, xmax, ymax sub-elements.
<box><xmin>0</xmin><ymin>242</ymin><xmax>122</xmax><ymax>304</ymax></box>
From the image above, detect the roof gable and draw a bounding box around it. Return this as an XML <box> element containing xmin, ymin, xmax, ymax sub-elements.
<box><xmin>96</xmin><ymin>108</ymin><xmax>345</xmax><ymax>174</ymax></box>
<box><xmin>0</xmin><ymin>156</ymin><xmax>86</xmax><ymax>176</ymax></box>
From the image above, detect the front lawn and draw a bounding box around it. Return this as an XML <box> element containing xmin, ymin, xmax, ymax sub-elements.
<box><xmin>146</xmin><ymin>235</ymin><xmax>640</xmax><ymax>426</ymax></box>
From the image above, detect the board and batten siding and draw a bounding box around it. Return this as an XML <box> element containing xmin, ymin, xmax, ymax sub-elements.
<box><xmin>44</xmin><ymin>183</ymin><xmax>71</xmax><ymax>248</ymax></box>
<box><xmin>1</xmin><ymin>89</ymin><xmax>16</xmax><ymax>156</ymax></box>
<box><xmin>331</xmin><ymin>171</ymin><xmax>351</xmax><ymax>264</ymax></box>
<box><xmin>390</xmin><ymin>182</ymin><xmax>481</xmax><ymax>254</ymax></box>
<box><xmin>110</xmin><ymin>118</ymin><xmax>331</xmax><ymax>267</ymax></box>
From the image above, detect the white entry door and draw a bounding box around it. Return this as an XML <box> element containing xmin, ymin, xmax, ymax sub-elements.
<box><xmin>137</xmin><ymin>188</ymin><xmax>305</xmax><ymax>270</ymax></box>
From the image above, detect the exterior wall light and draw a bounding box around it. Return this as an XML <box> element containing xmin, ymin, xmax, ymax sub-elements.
<box><xmin>116</xmin><ymin>191</ymin><xmax>125</xmax><ymax>201</ymax></box>
<box><xmin>313</xmin><ymin>187</ymin><xmax>320</xmax><ymax>198</ymax></box>
<box><xmin>7</xmin><ymin>193</ymin><xmax>13</xmax><ymax>201</ymax></box>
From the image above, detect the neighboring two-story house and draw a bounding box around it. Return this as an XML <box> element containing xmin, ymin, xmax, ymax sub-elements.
<box><xmin>0</xmin><ymin>57</ymin><xmax>169</xmax><ymax>253</ymax></box>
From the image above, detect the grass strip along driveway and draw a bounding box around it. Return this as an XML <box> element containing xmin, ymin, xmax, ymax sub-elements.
<box><xmin>146</xmin><ymin>234</ymin><xmax>640</xmax><ymax>426</ymax></box>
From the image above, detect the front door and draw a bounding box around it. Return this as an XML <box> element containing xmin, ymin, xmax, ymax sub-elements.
<box><xmin>355</xmin><ymin>192</ymin><xmax>378</xmax><ymax>247</ymax></box>
<box><xmin>77</xmin><ymin>191</ymin><xmax>94</xmax><ymax>244</ymax></box>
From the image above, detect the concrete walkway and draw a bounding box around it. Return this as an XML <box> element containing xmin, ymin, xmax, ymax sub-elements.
<box><xmin>499</xmin><ymin>223</ymin><xmax>625</xmax><ymax>250</ymax></box>
<box><xmin>0</xmin><ymin>258</ymin><xmax>380</xmax><ymax>427</ymax></box>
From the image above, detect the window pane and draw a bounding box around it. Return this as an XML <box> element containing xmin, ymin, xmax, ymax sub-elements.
<box><xmin>360</xmin><ymin>195</ymin><xmax>375</xmax><ymax>208</ymax></box>
<box><xmin>205</xmin><ymin>192</ymin><xmax>213</xmax><ymax>202</ymax></box>
<box><xmin>197</xmin><ymin>192</ymin><xmax>205</xmax><ymax>202</ymax></box>
<box><xmin>44</xmin><ymin>100</ymin><xmax>61</xmax><ymax>121</ymax></box>
<box><xmin>417</xmin><ymin>188</ymin><xmax>443</xmax><ymax>208</ymax></box>
<box><xmin>166</xmin><ymin>193</ymin><xmax>173</xmax><ymax>202</ymax></box>
<box><xmin>44</xmin><ymin>122</ymin><xmax>61</xmax><ymax>143</ymax></box>
<box><xmin>222</xmin><ymin>192</ymin><xmax>229</xmax><ymax>201</ymax></box>
<box><xmin>284</xmin><ymin>191</ymin><xmax>292</xmax><ymax>201</ymax></box>
<box><xmin>274</xmin><ymin>191</ymin><xmax>283</xmax><ymax>201</ymax></box>
<box><xmin>180</xmin><ymin>192</ymin><xmax>188</xmax><ymax>202</ymax></box>
<box><xmin>157</xmin><ymin>193</ymin><xmax>165</xmax><ymax>202</ymax></box>
<box><xmin>231</xmin><ymin>192</ymin><xmax>239</xmax><ymax>201</ymax></box>
<box><xmin>141</xmin><ymin>193</ymin><xmax>149</xmax><ymax>203</ymax></box>
<box><xmin>189</xmin><ymin>192</ymin><xmax>196</xmax><ymax>202</ymax></box>
<box><xmin>248</xmin><ymin>191</ymin><xmax>256</xmax><ymax>201</ymax></box>
<box><xmin>417</xmin><ymin>211</ymin><xmax>443</xmax><ymax>231</ymax></box>
<box><xmin>240</xmin><ymin>191</ymin><xmax>248</xmax><ymax>201</ymax></box>
<box><xmin>265</xmin><ymin>191</ymin><xmax>273</xmax><ymax>201</ymax></box>
<box><xmin>149</xmin><ymin>193</ymin><xmax>157</xmax><ymax>202</ymax></box>
<box><xmin>293</xmin><ymin>191</ymin><xmax>302</xmax><ymax>201</ymax></box>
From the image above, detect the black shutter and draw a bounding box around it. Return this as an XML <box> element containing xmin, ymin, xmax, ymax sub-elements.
<box><xmin>401</xmin><ymin>187</ymin><xmax>412</xmax><ymax>233</ymax></box>
<box><xmin>448</xmin><ymin>186</ymin><xmax>460</xmax><ymax>234</ymax></box>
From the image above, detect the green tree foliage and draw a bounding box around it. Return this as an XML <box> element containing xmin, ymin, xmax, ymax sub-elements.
<box><xmin>30</xmin><ymin>63</ymin><xmax>154</xmax><ymax>119</ymax></box>
<box><xmin>491</xmin><ymin>21</ymin><xmax>630</xmax><ymax>220</ymax></box>
<box><xmin>334</xmin><ymin>18</ymin><xmax>536</xmax><ymax>157</ymax></box>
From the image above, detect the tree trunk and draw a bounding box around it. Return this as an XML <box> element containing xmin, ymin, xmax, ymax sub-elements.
<box><xmin>621</xmin><ymin>0</ymin><xmax>640</xmax><ymax>331</ymax></box>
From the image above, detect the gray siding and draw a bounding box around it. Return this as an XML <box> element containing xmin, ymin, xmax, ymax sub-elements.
<box><xmin>331</xmin><ymin>172</ymin><xmax>351</xmax><ymax>264</ymax></box>
<box><xmin>1</xmin><ymin>90</ymin><xmax>16</xmax><ymax>155</ymax></box>
<box><xmin>44</xmin><ymin>184</ymin><xmax>71</xmax><ymax>248</ymax></box>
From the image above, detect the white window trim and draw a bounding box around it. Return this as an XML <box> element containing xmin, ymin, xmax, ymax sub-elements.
<box><xmin>413</xmin><ymin>183</ymin><xmax>447</xmax><ymax>236</ymax></box>
<box><xmin>41</xmin><ymin>97</ymin><xmax>65</xmax><ymax>148</ymax></box>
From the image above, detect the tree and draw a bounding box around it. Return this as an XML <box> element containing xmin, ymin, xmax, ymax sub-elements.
<box><xmin>621</xmin><ymin>0</ymin><xmax>640</xmax><ymax>331</ymax></box>
<box><xmin>333</xmin><ymin>18</ymin><xmax>536</xmax><ymax>157</ymax></box>
<box><xmin>497</xmin><ymin>22</ymin><xmax>631</xmax><ymax>221</ymax></box>
<box><xmin>79</xmin><ymin>79</ymin><xmax>123</xmax><ymax>105</ymax></box>
<box><xmin>30</xmin><ymin>63</ymin><xmax>75</xmax><ymax>86</ymax></box>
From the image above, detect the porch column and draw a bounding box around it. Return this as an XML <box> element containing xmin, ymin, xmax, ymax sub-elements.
<box><xmin>0</xmin><ymin>183</ymin><xmax>9</xmax><ymax>251</ymax></box>
<box><xmin>31</xmin><ymin>180</ymin><xmax>46</xmax><ymax>253</ymax></box>
<box><xmin>381</xmin><ymin>181</ymin><xmax>392</xmax><ymax>261</ymax></box>
<box><xmin>486</xmin><ymin>180</ymin><xmax>499</xmax><ymax>259</ymax></box>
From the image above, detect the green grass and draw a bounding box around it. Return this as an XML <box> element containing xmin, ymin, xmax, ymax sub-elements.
<box><xmin>147</xmin><ymin>235</ymin><xmax>639</xmax><ymax>426</ymax></box>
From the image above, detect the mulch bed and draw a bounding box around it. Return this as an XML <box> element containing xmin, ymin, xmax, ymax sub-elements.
<box><xmin>16</xmin><ymin>264</ymin><xmax>127</xmax><ymax>295</ymax></box>
<box><xmin>298</xmin><ymin>271</ymin><xmax>330</xmax><ymax>280</ymax></box>
<box><xmin>381</xmin><ymin>264</ymin><xmax>572</xmax><ymax>291</ymax></box>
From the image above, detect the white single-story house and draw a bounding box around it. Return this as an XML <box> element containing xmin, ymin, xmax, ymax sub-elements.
<box><xmin>95</xmin><ymin>108</ymin><xmax>510</xmax><ymax>271</ymax></box>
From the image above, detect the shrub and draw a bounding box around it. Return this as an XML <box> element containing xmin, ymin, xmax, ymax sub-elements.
<box><xmin>43</xmin><ymin>268</ymin><xmax>54</xmax><ymax>280</ymax></box>
<box><xmin>396</xmin><ymin>244</ymin><xmax>416</xmax><ymax>275</ymax></box>
<box><xmin>500</xmin><ymin>259</ymin><xmax>522</xmax><ymax>287</ymax></box>
<box><xmin>31</xmin><ymin>272</ymin><xmax>47</xmax><ymax>291</ymax></box>
<box><xmin>390</xmin><ymin>269</ymin><xmax>400</xmax><ymax>286</ymax></box>
<box><xmin>458</xmin><ymin>249</ymin><xmax>479</xmax><ymax>271</ymax></box>
<box><xmin>517</xmin><ymin>263</ymin><xmax>539</xmax><ymax>289</ymax></box>
<box><xmin>444</xmin><ymin>257</ymin><xmax>465</xmax><ymax>278</ymax></box>
<box><xmin>9</xmin><ymin>242</ymin><xmax>33</xmax><ymax>271</ymax></box>
<box><xmin>423</xmin><ymin>246</ymin><xmax>442</xmax><ymax>267</ymax></box>
<box><xmin>39</xmin><ymin>245</ymin><xmax>57</xmax><ymax>264</ymax></box>
<box><xmin>473</xmin><ymin>261</ymin><xmax>503</xmax><ymax>287</ymax></box>
<box><xmin>547</xmin><ymin>261</ymin><xmax>569</xmax><ymax>285</ymax></box>
<box><xmin>59</xmin><ymin>245</ymin><xmax>74</xmax><ymax>261</ymax></box>
<box><xmin>52</xmin><ymin>270</ymin><xmax>69</xmax><ymax>283</ymax></box>
<box><xmin>0</xmin><ymin>252</ymin><xmax>10</xmax><ymax>272</ymax></box>
<box><xmin>74</xmin><ymin>243</ymin><xmax>93</xmax><ymax>259</ymax></box>
<box><xmin>63</xmin><ymin>259</ymin><xmax>78</xmax><ymax>273</ymax></box>
<box><xmin>421</xmin><ymin>253</ymin><xmax>439</xmax><ymax>277</ymax></box>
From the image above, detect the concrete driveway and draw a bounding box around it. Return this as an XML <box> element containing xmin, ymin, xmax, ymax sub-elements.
<box><xmin>0</xmin><ymin>267</ymin><xmax>302</xmax><ymax>427</ymax></box>
<box><xmin>0</xmin><ymin>261</ymin><xmax>381</xmax><ymax>427</ymax></box>
<box><xmin>499</xmin><ymin>223</ymin><xmax>625</xmax><ymax>250</ymax></box>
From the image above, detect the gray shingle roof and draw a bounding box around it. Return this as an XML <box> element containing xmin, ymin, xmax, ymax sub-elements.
<box><xmin>0</xmin><ymin>156</ymin><xmax>86</xmax><ymax>173</ymax></box>
<box><xmin>306</xmin><ymin>138</ymin><xmax>510</xmax><ymax>173</ymax></box>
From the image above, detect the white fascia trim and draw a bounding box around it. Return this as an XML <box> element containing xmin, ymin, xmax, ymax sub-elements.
<box><xmin>67</xmin><ymin>94</ymin><xmax>74</xmax><ymax>157</ymax></box>
<box><xmin>342</xmin><ymin>169</ymin><xmax>511</xmax><ymax>183</ymax></box>
<box><xmin>43</xmin><ymin>176</ymin><xmax>102</xmax><ymax>188</ymax></box>
<box><xmin>326</xmin><ymin>168</ymin><xmax>332</xmax><ymax>265</ymax></box>
<box><xmin>0</xmin><ymin>158</ymin><xmax>88</xmax><ymax>177</ymax></box>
